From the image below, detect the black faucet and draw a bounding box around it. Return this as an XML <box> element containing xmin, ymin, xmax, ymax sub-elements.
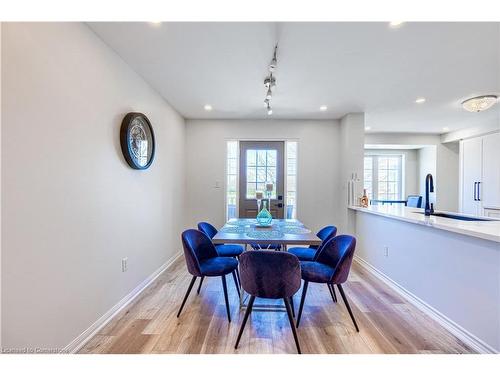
<box><xmin>425</xmin><ymin>173</ymin><xmax>434</xmax><ymax>216</ymax></box>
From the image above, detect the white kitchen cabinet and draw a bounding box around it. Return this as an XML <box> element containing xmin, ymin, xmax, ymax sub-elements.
<box><xmin>461</xmin><ymin>137</ymin><xmax>482</xmax><ymax>215</ymax></box>
<box><xmin>460</xmin><ymin>132</ymin><xmax>500</xmax><ymax>216</ymax></box>
<box><xmin>481</xmin><ymin>132</ymin><xmax>500</xmax><ymax>209</ymax></box>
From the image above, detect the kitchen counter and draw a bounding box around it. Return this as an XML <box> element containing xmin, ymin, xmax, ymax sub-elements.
<box><xmin>349</xmin><ymin>204</ymin><xmax>500</xmax><ymax>352</ymax></box>
<box><xmin>348</xmin><ymin>205</ymin><xmax>500</xmax><ymax>243</ymax></box>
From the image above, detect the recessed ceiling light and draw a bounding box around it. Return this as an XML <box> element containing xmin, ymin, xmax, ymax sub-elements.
<box><xmin>365</xmin><ymin>126</ymin><xmax>371</xmax><ymax>131</ymax></box>
<box><xmin>319</xmin><ymin>105</ymin><xmax>328</xmax><ymax>111</ymax></box>
<box><xmin>389</xmin><ymin>21</ymin><xmax>405</xmax><ymax>28</ymax></box>
<box><xmin>204</xmin><ymin>104</ymin><xmax>213</xmax><ymax>111</ymax></box>
<box><xmin>415</xmin><ymin>97</ymin><xmax>426</xmax><ymax>104</ymax></box>
<box><xmin>150</xmin><ymin>22</ymin><xmax>162</xmax><ymax>26</ymax></box>
<box><xmin>442</xmin><ymin>127</ymin><xmax>450</xmax><ymax>132</ymax></box>
<box><xmin>462</xmin><ymin>95</ymin><xmax>498</xmax><ymax>112</ymax></box>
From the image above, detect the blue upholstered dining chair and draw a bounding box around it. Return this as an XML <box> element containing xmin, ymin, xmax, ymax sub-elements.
<box><xmin>177</xmin><ymin>229</ymin><xmax>240</xmax><ymax>322</ymax></box>
<box><xmin>197</xmin><ymin>221</ymin><xmax>244</xmax><ymax>294</ymax></box>
<box><xmin>235</xmin><ymin>250</ymin><xmax>302</xmax><ymax>354</ymax></box>
<box><xmin>288</xmin><ymin>225</ymin><xmax>337</xmax><ymax>261</ymax></box>
<box><xmin>288</xmin><ymin>225</ymin><xmax>339</xmax><ymax>303</ymax></box>
<box><xmin>296</xmin><ymin>235</ymin><xmax>359</xmax><ymax>332</ymax></box>
<box><xmin>406</xmin><ymin>195</ymin><xmax>423</xmax><ymax>208</ymax></box>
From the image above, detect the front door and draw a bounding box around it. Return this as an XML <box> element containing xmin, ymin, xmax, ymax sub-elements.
<box><xmin>239</xmin><ymin>141</ymin><xmax>285</xmax><ymax>218</ymax></box>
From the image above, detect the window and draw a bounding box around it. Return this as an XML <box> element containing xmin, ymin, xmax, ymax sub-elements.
<box><xmin>364</xmin><ymin>154</ymin><xmax>403</xmax><ymax>201</ymax></box>
<box><xmin>364</xmin><ymin>156</ymin><xmax>373</xmax><ymax>199</ymax></box>
<box><xmin>226</xmin><ymin>141</ymin><xmax>238</xmax><ymax>220</ymax></box>
<box><xmin>245</xmin><ymin>149</ymin><xmax>277</xmax><ymax>199</ymax></box>
<box><xmin>286</xmin><ymin>141</ymin><xmax>298</xmax><ymax>219</ymax></box>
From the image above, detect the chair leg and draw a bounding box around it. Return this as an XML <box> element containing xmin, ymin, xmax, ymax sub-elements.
<box><xmin>221</xmin><ymin>274</ymin><xmax>231</xmax><ymax>322</ymax></box>
<box><xmin>234</xmin><ymin>295</ymin><xmax>255</xmax><ymax>349</ymax></box>
<box><xmin>327</xmin><ymin>283</ymin><xmax>337</xmax><ymax>303</ymax></box>
<box><xmin>177</xmin><ymin>276</ymin><xmax>197</xmax><ymax>318</ymax></box>
<box><xmin>284</xmin><ymin>298</ymin><xmax>302</xmax><ymax>354</ymax></box>
<box><xmin>337</xmin><ymin>284</ymin><xmax>359</xmax><ymax>332</ymax></box>
<box><xmin>235</xmin><ymin>267</ymin><xmax>241</xmax><ymax>288</ymax></box>
<box><xmin>231</xmin><ymin>270</ymin><xmax>241</xmax><ymax>298</ymax></box>
<box><xmin>234</xmin><ymin>256</ymin><xmax>241</xmax><ymax>288</ymax></box>
<box><xmin>289</xmin><ymin>296</ymin><xmax>295</xmax><ymax>317</ymax></box>
<box><xmin>296</xmin><ymin>281</ymin><xmax>309</xmax><ymax>328</ymax></box>
<box><xmin>197</xmin><ymin>276</ymin><xmax>205</xmax><ymax>295</ymax></box>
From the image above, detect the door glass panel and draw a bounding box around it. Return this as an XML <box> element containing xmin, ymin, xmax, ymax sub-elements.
<box><xmin>246</xmin><ymin>183</ymin><xmax>256</xmax><ymax>199</ymax></box>
<box><xmin>246</xmin><ymin>167</ymin><xmax>256</xmax><ymax>182</ymax></box>
<box><xmin>257</xmin><ymin>167</ymin><xmax>267</xmax><ymax>182</ymax></box>
<box><xmin>247</xmin><ymin>150</ymin><xmax>257</xmax><ymax>166</ymax></box>
<box><xmin>267</xmin><ymin>150</ymin><xmax>276</xmax><ymax>166</ymax></box>
<box><xmin>257</xmin><ymin>150</ymin><xmax>267</xmax><ymax>166</ymax></box>
<box><xmin>245</xmin><ymin>149</ymin><xmax>278</xmax><ymax>199</ymax></box>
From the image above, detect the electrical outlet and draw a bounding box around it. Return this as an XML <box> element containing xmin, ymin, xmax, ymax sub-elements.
<box><xmin>122</xmin><ymin>257</ymin><xmax>128</xmax><ymax>272</ymax></box>
<box><xmin>384</xmin><ymin>246</ymin><xmax>389</xmax><ymax>257</ymax></box>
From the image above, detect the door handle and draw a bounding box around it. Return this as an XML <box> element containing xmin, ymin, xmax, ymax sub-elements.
<box><xmin>477</xmin><ymin>182</ymin><xmax>481</xmax><ymax>201</ymax></box>
<box><xmin>473</xmin><ymin>182</ymin><xmax>477</xmax><ymax>201</ymax></box>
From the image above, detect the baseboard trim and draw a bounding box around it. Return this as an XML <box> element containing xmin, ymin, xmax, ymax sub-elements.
<box><xmin>354</xmin><ymin>255</ymin><xmax>498</xmax><ymax>354</ymax></box>
<box><xmin>62</xmin><ymin>251</ymin><xmax>182</xmax><ymax>354</ymax></box>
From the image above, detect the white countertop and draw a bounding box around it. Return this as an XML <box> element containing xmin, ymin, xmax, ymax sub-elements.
<box><xmin>349</xmin><ymin>205</ymin><xmax>500</xmax><ymax>243</ymax></box>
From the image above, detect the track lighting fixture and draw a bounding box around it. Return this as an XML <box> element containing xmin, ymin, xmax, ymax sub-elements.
<box><xmin>263</xmin><ymin>45</ymin><xmax>278</xmax><ymax>115</ymax></box>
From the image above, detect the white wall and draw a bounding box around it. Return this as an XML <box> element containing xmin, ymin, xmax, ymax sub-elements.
<box><xmin>185</xmin><ymin>119</ymin><xmax>341</xmax><ymax>234</ymax></box>
<box><xmin>417</xmin><ymin>146</ymin><xmax>437</xmax><ymax>206</ymax></box>
<box><xmin>365</xmin><ymin>133</ymin><xmax>459</xmax><ymax>211</ymax></box>
<box><xmin>1</xmin><ymin>23</ymin><xmax>185</xmax><ymax>349</ymax></box>
<box><xmin>339</xmin><ymin>113</ymin><xmax>365</xmax><ymax>233</ymax></box>
<box><xmin>365</xmin><ymin>149</ymin><xmax>419</xmax><ymax>197</ymax></box>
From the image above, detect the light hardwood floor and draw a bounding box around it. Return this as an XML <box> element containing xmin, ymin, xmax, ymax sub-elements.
<box><xmin>79</xmin><ymin>257</ymin><xmax>474</xmax><ymax>354</ymax></box>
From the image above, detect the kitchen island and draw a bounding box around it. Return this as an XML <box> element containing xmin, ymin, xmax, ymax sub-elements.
<box><xmin>348</xmin><ymin>205</ymin><xmax>500</xmax><ymax>353</ymax></box>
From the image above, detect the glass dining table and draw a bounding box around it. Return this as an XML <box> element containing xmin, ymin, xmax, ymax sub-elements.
<box><xmin>212</xmin><ymin>218</ymin><xmax>321</xmax><ymax>310</ymax></box>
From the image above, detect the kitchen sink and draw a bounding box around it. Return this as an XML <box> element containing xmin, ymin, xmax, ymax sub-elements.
<box><xmin>414</xmin><ymin>212</ymin><xmax>497</xmax><ymax>222</ymax></box>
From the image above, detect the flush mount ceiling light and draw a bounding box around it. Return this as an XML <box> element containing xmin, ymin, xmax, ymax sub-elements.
<box><xmin>442</xmin><ymin>127</ymin><xmax>450</xmax><ymax>132</ymax></box>
<box><xmin>389</xmin><ymin>21</ymin><xmax>405</xmax><ymax>28</ymax></box>
<box><xmin>203</xmin><ymin>104</ymin><xmax>213</xmax><ymax>111</ymax></box>
<box><xmin>319</xmin><ymin>105</ymin><xmax>328</xmax><ymax>111</ymax></box>
<box><xmin>462</xmin><ymin>95</ymin><xmax>498</xmax><ymax>113</ymax></box>
<box><xmin>415</xmin><ymin>97</ymin><xmax>426</xmax><ymax>104</ymax></box>
<box><xmin>263</xmin><ymin>44</ymin><xmax>278</xmax><ymax>116</ymax></box>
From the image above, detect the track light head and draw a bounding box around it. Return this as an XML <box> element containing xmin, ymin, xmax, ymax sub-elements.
<box><xmin>266</xmin><ymin>88</ymin><xmax>273</xmax><ymax>100</ymax></box>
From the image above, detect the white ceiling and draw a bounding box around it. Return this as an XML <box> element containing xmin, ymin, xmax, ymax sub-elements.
<box><xmin>88</xmin><ymin>22</ymin><xmax>500</xmax><ymax>133</ymax></box>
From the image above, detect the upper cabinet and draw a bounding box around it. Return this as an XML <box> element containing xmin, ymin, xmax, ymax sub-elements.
<box><xmin>460</xmin><ymin>132</ymin><xmax>500</xmax><ymax>216</ymax></box>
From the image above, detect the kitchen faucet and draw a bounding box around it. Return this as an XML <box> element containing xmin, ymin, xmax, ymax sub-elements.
<box><xmin>425</xmin><ymin>173</ymin><xmax>434</xmax><ymax>216</ymax></box>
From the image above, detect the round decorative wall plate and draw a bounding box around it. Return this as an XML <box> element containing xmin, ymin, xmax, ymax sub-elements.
<box><xmin>120</xmin><ymin>112</ymin><xmax>155</xmax><ymax>170</ymax></box>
